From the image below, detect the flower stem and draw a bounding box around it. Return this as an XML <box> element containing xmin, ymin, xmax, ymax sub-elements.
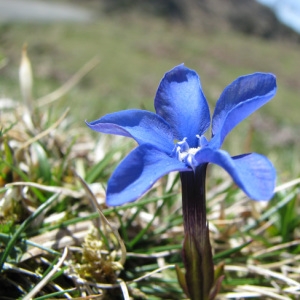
<box><xmin>179</xmin><ymin>164</ymin><xmax>214</xmax><ymax>300</ymax></box>
<box><xmin>181</xmin><ymin>165</ymin><xmax>207</xmax><ymax>239</ymax></box>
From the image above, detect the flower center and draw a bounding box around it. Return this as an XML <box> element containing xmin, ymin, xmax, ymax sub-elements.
<box><xmin>172</xmin><ymin>135</ymin><xmax>208</xmax><ymax>170</ymax></box>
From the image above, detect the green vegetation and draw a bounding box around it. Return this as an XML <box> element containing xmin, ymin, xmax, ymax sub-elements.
<box><xmin>1</xmin><ymin>13</ymin><xmax>300</xmax><ymax>175</ymax></box>
<box><xmin>1</xmin><ymin>15</ymin><xmax>300</xmax><ymax>123</ymax></box>
<box><xmin>0</xmin><ymin>11</ymin><xmax>300</xmax><ymax>299</ymax></box>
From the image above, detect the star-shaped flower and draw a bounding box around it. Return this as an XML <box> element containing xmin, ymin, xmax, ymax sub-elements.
<box><xmin>86</xmin><ymin>64</ymin><xmax>277</xmax><ymax>206</ymax></box>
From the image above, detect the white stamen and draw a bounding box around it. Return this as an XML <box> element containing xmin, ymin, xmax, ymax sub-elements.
<box><xmin>173</xmin><ymin>137</ymin><xmax>204</xmax><ymax>170</ymax></box>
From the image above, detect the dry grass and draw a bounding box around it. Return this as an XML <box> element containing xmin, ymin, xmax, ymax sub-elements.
<box><xmin>0</xmin><ymin>38</ymin><xmax>300</xmax><ymax>299</ymax></box>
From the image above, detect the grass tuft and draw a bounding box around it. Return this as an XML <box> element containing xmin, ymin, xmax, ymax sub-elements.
<box><xmin>0</xmin><ymin>36</ymin><xmax>299</xmax><ymax>299</ymax></box>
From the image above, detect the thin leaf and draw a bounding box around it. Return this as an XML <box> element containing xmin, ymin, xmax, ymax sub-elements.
<box><xmin>0</xmin><ymin>193</ymin><xmax>59</xmax><ymax>271</ymax></box>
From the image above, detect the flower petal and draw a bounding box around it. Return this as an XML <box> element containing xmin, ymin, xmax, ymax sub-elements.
<box><xmin>106</xmin><ymin>144</ymin><xmax>190</xmax><ymax>206</ymax></box>
<box><xmin>86</xmin><ymin>109</ymin><xmax>174</xmax><ymax>153</ymax></box>
<box><xmin>195</xmin><ymin>148</ymin><xmax>276</xmax><ymax>200</ymax></box>
<box><xmin>154</xmin><ymin>64</ymin><xmax>210</xmax><ymax>147</ymax></box>
<box><xmin>211</xmin><ymin>73</ymin><xmax>276</xmax><ymax>148</ymax></box>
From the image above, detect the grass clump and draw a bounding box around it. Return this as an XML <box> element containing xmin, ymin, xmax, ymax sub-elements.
<box><xmin>0</xmin><ymin>37</ymin><xmax>299</xmax><ymax>299</ymax></box>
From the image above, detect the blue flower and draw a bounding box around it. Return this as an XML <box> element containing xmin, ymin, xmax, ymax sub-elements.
<box><xmin>86</xmin><ymin>64</ymin><xmax>277</xmax><ymax>206</ymax></box>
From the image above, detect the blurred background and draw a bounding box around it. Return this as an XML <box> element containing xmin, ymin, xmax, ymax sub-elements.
<box><xmin>0</xmin><ymin>0</ymin><xmax>300</xmax><ymax>178</ymax></box>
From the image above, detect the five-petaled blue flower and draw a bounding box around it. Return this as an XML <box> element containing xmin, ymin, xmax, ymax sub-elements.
<box><xmin>86</xmin><ymin>64</ymin><xmax>277</xmax><ymax>206</ymax></box>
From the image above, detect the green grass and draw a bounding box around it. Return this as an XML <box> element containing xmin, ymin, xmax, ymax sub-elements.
<box><xmin>0</xmin><ymin>11</ymin><xmax>300</xmax><ymax>299</ymax></box>
<box><xmin>1</xmin><ymin>15</ymin><xmax>300</xmax><ymax>123</ymax></box>
<box><xmin>1</xmin><ymin>13</ymin><xmax>300</xmax><ymax>176</ymax></box>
